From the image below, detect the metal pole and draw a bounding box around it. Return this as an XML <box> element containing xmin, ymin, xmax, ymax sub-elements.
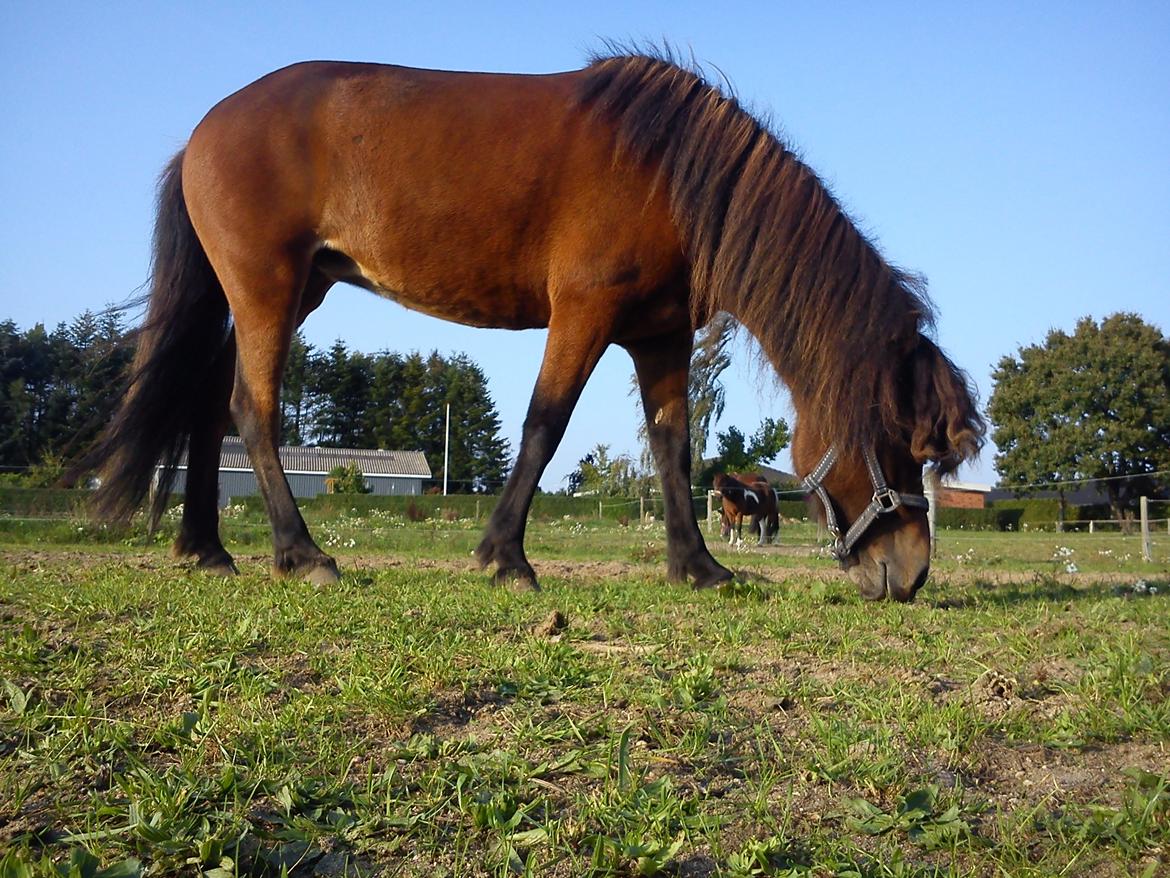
<box><xmin>640</xmin><ymin>495</ymin><xmax>645</xmax><ymax>523</ymax></box>
<box><xmin>443</xmin><ymin>403</ymin><xmax>450</xmax><ymax>496</ymax></box>
<box><xmin>707</xmin><ymin>491</ymin><xmax>715</xmax><ymax>533</ymax></box>
<box><xmin>1140</xmin><ymin>496</ymin><xmax>1151</xmax><ymax>563</ymax></box>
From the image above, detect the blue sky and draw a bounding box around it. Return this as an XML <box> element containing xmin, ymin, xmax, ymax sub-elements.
<box><xmin>3</xmin><ymin>2</ymin><xmax>1168</xmax><ymax>491</ymax></box>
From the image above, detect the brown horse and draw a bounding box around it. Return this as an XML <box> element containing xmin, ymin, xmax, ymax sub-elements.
<box><xmin>714</xmin><ymin>472</ymin><xmax>779</xmax><ymax>546</ymax></box>
<box><xmin>86</xmin><ymin>50</ymin><xmax>983</xmax><ymax>601</ymax></box>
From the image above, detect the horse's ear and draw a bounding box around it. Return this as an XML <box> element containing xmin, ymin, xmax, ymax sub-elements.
<box><xmin>905</xmin><ymin>337</ymin><xmax>985</xmax><ymax>474</ymax></box>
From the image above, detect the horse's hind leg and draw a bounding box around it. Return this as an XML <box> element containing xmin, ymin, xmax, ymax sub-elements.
<box><xmin>173</xmin><ymin>331</ymin><xmax>237</xmax><ymax>574</ymax></box>
<box><xmin>626</xmin><ymin>331</ymin><xmax>732</xmax><ymax>588</ymax></box>
<box><xmin>475</xmin><ymin>309</ymin><xmax>613</xmax><ymax>590</ymax></box>
<box><xmin>219</xmin><ymin>261</ymin><xmax>338</xmax><ymax>583</ymax></box>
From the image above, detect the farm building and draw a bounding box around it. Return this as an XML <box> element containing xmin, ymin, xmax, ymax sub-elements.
<box><xmin>166</xmin><ymin>437</ymin><xmax>431</xmax><ymax>506</ymax></box>
<box><xmin>937</xmin><ymin>479</ymin><xmax>992</xmax><ymax>509</ymax></box>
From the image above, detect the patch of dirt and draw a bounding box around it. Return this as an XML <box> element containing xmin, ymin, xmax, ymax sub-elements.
<box><xmin>970</xmin><ymin>740</ymin><xmax>1170</xmax><ymax>812</ymax></box>
<box><xmin>407</xmin><ymin>685</ymin><xmax>510</xmax><ymax>743</ymax></box>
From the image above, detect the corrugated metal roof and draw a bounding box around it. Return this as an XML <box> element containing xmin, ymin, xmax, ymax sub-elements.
<box><xmin>179</xmin><ymin>436</ymin><xmax>431</xmax><ymax>478</ymax></box>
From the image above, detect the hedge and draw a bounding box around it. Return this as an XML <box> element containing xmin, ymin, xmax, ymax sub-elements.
<box><xmin>777</xmin><ymin>499</ymin><xmax>811</xmax><ymax>521</ymax></box>
<box><xmin>936</xmin><ymin>507</ymin><xmax>1001</xmax><ymax>530</ymax></box>
<box><xmin>0</xmin><ymin>487</ymin><xmax>93</xmax><ymax>517</ymax></box>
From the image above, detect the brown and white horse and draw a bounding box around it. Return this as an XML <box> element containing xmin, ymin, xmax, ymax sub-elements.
<box><xmin>86</xmin><ymin>51</ymin><xmax>982</xmax><ymax>601</ymax></box>
<box><xmin>714</xmin><ymin>472</ymin><xmax>779</xmax><ymax>546</ymax></box>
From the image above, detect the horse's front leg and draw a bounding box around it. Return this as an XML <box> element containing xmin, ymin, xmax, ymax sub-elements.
<box><xmin>475</xmin><ymin>310</ymin><xmax>613</xmax><ymax>590</ymax></box>
<box><xmin>626</xmin><ymin>330</ymin><xmax>733</xmax><ymax>588</ymax></box>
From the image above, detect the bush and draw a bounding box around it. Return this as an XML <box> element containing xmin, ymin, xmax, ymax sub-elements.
<box><xmin>326</xmin><ymin>463</ymin><xmax>371</xmax><ymax>494</ymax></box>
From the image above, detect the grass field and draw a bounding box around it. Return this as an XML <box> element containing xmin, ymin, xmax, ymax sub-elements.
<box><xmin>1</xmin><ymin>508</ymin><xmax>1168</xmax><ymax>877</ymax></box>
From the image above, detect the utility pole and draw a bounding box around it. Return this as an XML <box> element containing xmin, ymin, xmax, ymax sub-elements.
<box><xmin>443</xmin><ymin>403</ymin><xmax>450</xmax><ymax>496</ymax></box>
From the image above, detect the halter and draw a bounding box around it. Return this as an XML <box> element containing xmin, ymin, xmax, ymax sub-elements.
<box><xmin>802</xmin><ymin>445</ymin><xmax>929</xmax><ymax>564</ymax></box>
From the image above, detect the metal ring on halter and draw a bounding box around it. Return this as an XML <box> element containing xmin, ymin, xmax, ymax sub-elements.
<box><xmin>802</xmin><ymin>445</ymin><xmax>929</xmax><ymax>564</ymax></box>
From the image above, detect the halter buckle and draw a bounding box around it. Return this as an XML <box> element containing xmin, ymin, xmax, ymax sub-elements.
<box><xmin>873</xmin><ymin>487</ymin><xmax>901</xmax><ymax>513</ymax></box>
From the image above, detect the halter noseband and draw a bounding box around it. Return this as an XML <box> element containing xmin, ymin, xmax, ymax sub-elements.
<box><xmin>802</xmin><ymin>445</ymin><xmax>929</xmax><ymax>564</ymax></box>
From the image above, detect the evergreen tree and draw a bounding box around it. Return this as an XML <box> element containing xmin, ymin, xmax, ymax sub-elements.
<box><xmin>280</xmin><ymin>331</ymin><xmax>314</xmax><ymax>445</ymax></box>
<box><xmin>440</xmin><ymin>354</ymin><xmax>510</xmax><ymax>491</ymax></box>
<box><xmin>367</xmin><ymin>351</ymin><xmax>406</xmax><ymax>450</ymax></box>
<box><xmin>0</xmin><ymin>311</ymin><xmax>132</xmax><ymax>473</ymax></box>
<box><xmin>310</xmin><ymin>340</ymin><xmax>373</xmax><ymax>447</ymax></box>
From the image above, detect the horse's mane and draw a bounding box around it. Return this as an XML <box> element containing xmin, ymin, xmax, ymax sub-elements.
<box><xmin>577</xmin><ymin>49</ymin><xmax>944</xmax><ymax>456</ymax></box>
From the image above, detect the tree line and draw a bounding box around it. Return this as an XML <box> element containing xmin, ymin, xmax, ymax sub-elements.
<box><xmin>3</xmin><ymin>307</ymin><xmax>1167</xmax><ymax>514</ymax></box>
<box><xmin>0</xmin><ymin>312</ymin><xmax>132</xmax><ymax>476</ymax></box>
<box><xmin>0</xmin><ymin>315</ymin><xmax>511</xmax><ymax>492</ymax></box>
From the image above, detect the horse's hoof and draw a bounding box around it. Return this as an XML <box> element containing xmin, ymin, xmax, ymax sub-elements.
<box><xmin>198</xmin><ymin>559</ymin><xmax>239</xmax><ymax>577</ymax></box>
<box><xmin>494</xmin><ymin>566</ymin><xmax>541</xmax><ymax>593</ymax></box>
<box><xmin>692</xmin><ymin>567</ymin><xmax>735</xmax><ymax>590</ymax></box>
<box><xmin>305</xmin><ymin>562</ymin><xmax>341</xmax><ymax>586</ymax></box>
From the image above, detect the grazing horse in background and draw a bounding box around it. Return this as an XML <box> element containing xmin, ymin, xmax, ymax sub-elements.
<box><xmin>84</xmin><ymin>50</ymin><xmax>983</xmax><ymax>601</ymax></box>
<box><xmin>714</xmin><ymin>472</ymin><xmax>779</xmax><ymax>546</ymax></box>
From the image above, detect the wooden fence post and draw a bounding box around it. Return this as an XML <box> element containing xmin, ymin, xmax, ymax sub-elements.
<box><xmin>923</xmin><ymin>467</ymin><xmax>940</xmax><ymax>557</ymax></box>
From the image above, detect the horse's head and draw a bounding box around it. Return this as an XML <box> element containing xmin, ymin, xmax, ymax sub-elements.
<box><xmin>792</xmin><ymin>336</ymin><xmax>984</xmax><ymax>602</ymax></box>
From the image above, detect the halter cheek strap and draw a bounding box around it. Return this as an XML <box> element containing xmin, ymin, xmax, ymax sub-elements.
<box><xmin>802</xmin><ymin>445</ymin><xmax>929</xmax><ymax>564</ymax></box>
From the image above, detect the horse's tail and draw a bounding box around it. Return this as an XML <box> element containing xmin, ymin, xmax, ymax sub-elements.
<box><xmin>88</xmin><ymin>150</ymin><xmax>231</xmax><ymax>526</ymax></box>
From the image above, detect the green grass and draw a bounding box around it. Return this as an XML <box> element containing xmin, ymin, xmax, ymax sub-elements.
<box><xmin>1</xmin><ymin>514</ymin><xmax>1168</xmax><ymax>877</ymax></box>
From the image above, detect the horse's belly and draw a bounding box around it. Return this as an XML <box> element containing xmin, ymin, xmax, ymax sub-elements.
<box><xmin>314</xmin><ymin>243</ymin><xmax>550</xmax><ymax>330</ymax></box>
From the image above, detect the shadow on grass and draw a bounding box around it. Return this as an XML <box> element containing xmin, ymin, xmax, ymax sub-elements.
<box><xmin>931</xmin><ymin>575</ymin><xmax>1167</xmax><ymax>609</ymax></box>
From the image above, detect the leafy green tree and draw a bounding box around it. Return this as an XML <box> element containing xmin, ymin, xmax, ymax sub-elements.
<box><xmin>988</xmin><ymin>313</ymin><xmax>1170</xmax><ymax>525</ymax></box>
<box><xmin>688</xmin><ymin>313</ymin><xmax>735</xmax><ymax>466</ymax></box>
<box><xmin>567</xmin><ymin>443</ymin><xmax>643</xmax><ymax>496</ymax></box>
<box><xmin>696</xmin><ymin>417</ymin><xmax>791</xmax><ymax>485</ymax></box>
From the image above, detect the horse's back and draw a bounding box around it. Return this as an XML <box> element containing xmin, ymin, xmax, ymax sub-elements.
<box><xmin>180</xmin><ymin>61</ymin><xmax>687</xmax><ymax>335</ymax></box>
